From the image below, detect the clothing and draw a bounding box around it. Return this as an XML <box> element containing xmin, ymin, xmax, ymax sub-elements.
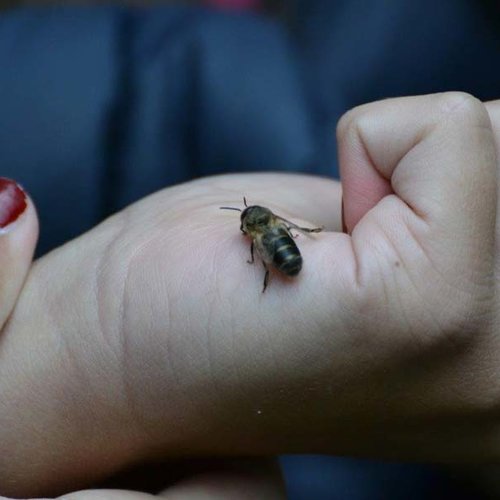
<box><xmin>1</xmin><ymin>1</ymin><xmax>498</xmax><ymax>256</ymax></box>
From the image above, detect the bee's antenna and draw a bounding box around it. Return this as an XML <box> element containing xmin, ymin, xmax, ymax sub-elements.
<box><xmin>220</xmin><ymin>206</ymin><xmax>242</xmax><ymax>212</ymax></box>
<box><xmin>243</xmin><ymin>196</ymin><xmax>248</xmax><ymax>207</ymax></box>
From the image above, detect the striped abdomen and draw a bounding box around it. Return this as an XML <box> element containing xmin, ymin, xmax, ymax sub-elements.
<box><xmin>265</xmin><ymin>229</ymin><xmax>302</xmax><ymax>276</ymax></box>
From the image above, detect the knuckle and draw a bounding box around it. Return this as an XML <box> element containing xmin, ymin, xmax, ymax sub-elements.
<box><xmin>336</xmin><ymin>103</ymin><xmax>371</xmax><ymax>142</ymax></box>
<box><xmin>436</xmin><ymin>91</ymin><xmax>490</xmax><ymax>125</ymax></box>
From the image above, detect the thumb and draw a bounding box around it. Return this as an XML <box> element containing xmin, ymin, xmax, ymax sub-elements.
<box><xmin>0</xmin><ymin>178</ymin><xmax>38</xmax><ymax>329</ymax></box>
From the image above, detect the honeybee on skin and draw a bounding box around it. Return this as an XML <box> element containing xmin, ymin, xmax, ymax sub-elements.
<box><xmin>220</xmin><ymin>198</ymin><xmax>323</xmax><ymax>292</ymax></box>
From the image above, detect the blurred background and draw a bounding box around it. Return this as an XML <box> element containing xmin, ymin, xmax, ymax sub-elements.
<box><xmin>0</xmin><ymin>0</ymin><xmax>499</xmax><ymax>498</ymax></box>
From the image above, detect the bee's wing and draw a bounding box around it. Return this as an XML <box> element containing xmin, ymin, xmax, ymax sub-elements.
<box><xmin>274</xmin><ymin>214</ymin><xmax>323</xmax><ymax>234</ymax></box>
<box><xmin>254</xmin><ymin>233</ymin><xmax>274</xmax><ymax>264</ymax></box>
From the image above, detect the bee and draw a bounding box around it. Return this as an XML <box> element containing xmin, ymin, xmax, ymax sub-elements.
<box><xmin>220</xmin><ymin>198</ymin><xmax>323</xmax><ymax>292</ymax></box>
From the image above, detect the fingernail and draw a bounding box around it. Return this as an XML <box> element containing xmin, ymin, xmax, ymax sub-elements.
<box><xmin>0</xmin><ymin>178</ymin><xmax>27</xmax><ymax>230</ymax></box>
<box><xmin>341</xmin><ymin>195</ymin><xmax>347</xmax><ymax>234</ymax></box>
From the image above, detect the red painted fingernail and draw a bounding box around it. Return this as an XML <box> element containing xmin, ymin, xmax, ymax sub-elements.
<box><xmin>341</xmin><ymin>195</ymin><xmax>347</xmax><ymax>234</ymax></box>
<box><xmin>0</xmin><ymin>178</ymin><xmax>27</xmax><ymax>230</ymax></box>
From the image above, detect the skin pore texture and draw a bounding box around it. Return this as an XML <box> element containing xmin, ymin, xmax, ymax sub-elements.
<box><xmin>1</xmin><ymin>94</ymin><xmax>500</xmax><ymax>498</ymax></box>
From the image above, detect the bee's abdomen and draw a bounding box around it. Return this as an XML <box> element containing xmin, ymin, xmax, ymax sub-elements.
<box><xmin>272</xmin><ymin>234</ymin><xmax>302</xmax><ymax>276</ymax></box>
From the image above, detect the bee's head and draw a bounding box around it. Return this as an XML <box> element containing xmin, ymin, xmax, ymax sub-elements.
<box><xmin>220</xmin><ymin>197</ymin><xmax>273</xmax><ymax>234</ymax></box>
<box><xmin>240</xmin><ymin>206</ymin><xmax>272</xmax><ymax>233</ymax></box>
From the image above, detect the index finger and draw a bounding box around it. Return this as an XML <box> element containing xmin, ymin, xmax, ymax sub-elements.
<box><xmin>338</xmin><ymin>92</ymin><xmax>496</xmax><ymax>235</ymax></box>
<box><xmin>338</xmin><ymin>92</ymin><xmax>497</xmax><ymax>277</ymax></box>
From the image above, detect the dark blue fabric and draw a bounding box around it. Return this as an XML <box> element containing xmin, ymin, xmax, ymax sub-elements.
<box><xmin>117</xmin><ymin>8</ymin><xmax>315</xmax><ymax>205</ymax></box>
<box><xmin>293</xmin><ymin>0</ymin><xmax>500</xmax><ymax>176</ymax></box>
<box><xmin>0</xmin><ymin>2</ymin><xmax>498</xmax><ymax>498</ymax></box>
<box><xmin>1</xmin><ymin>2</ymin><xmax>499</xmax><ymax>254</ymax></box>
<box><xmin>0</xmin><ymin>7</ymin><xmax>119</xmax><ymax>253</ymax></box>
<box><xmin>281</xmin><ymin>456</ymin><xmax>484</xmax><ymax>500</ymax></box>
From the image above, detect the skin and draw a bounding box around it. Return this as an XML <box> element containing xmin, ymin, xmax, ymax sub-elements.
<box><xmin>1</xmin><ymin>93</ymin><xmax>500</xmax><ymax>498</ymax></box>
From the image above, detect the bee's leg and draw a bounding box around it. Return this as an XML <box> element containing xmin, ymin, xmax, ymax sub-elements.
<box><xmin>287</xmin><ymin>227</ymin><xmax>300</xmax><ymax>239</ymax></box>
<box><xmin>247</xmin><ymin>242</ymin><xmax>255</xmax><ymax>264</ymax></box>
<box><xmin>262</xmin><ymin>262</ymin><xmax>269</xmax><ymax>293</ymax></box>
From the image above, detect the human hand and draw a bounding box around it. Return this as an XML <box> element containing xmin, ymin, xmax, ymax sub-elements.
<box><xmin>0</xmin><ymin>178</ymin><xmax>38</xmax><ymax>329</ymax></box>
<box><xmin>0</xmin><ymin>173</ymin><xmax>334</xmax><ymax>498</ymax></box>
<box><xmin>0</xmin><ymin>182</ymin><xmax>286</xmax><ymax>499</ymax></box>
<box><xmin>1</xmin><ymin>93</ymin><xmax>500</xmax><ymax>497</ymax></box>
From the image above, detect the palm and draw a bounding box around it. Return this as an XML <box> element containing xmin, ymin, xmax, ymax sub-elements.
<box><xmin>0</xmin><ymin>173</ymin><xmax>340</xmax><ymax>498</ymax></box>
<box><xmin>96</xmin><ymin>173</ymin><xmax>344</xmax><ymax>453</ymax></box>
